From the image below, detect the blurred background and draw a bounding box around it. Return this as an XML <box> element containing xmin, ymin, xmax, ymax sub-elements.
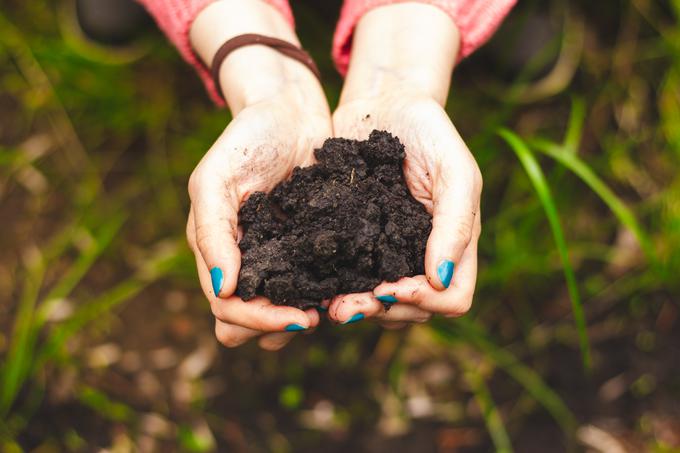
<box><xmin>1</xmin><ymin>0</ymin><xmax>679</xmax><ymax>451</ymax></box>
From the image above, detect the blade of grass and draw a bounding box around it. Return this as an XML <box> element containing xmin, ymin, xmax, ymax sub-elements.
<box><xmin>457</xmin><ymin>353</ymin><xmax>514</xmax><ymax>453</ymax></box>
<box><xmin>563</xmin><ymin>97</ymin><xmax>586</xmax><ymax>154</ymax></box>
<box><xmin>529</xmin><ymin>137</ymin><xmax>657</xmax><ymax>265</ymax></box>
<box><xmin>498</xmin><ymin>128</ymin><xmax>591</xmax><ymax>370</ymax></box>
<box><xmin>0</xmin><ymin>251</ymin><xmax>45</xmax><ymax>418</ymax></box>
<box><xmin>0</xmin><ymin>215</ymin><xmax>126</xmax><ymax>421</ymax></box>
<box><xmin>36</xmin><ymin>214</ymin><xmax>127</xmax><ymax>324</ymax></box>
<box><xmin>36</xmin><ymin>278</ymin><xmax>148</xmax><ymax>368</ymax></box>
<box><xmin>35</xmin><ymin>242</ymin><xmax>182</xmax><ymax>369</ymax></box>
<box><xmin>77</xmin><ymin>386</ymin><xmax>134</xmax><ymax>423</ymax></box>
<box><xmin>431</xmin><ymin>318</ymin><xmax>577</xmax><ymax>436</ymax></box>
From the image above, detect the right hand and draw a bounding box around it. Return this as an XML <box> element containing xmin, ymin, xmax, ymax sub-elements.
<box><xmin>187</xmin><ymin>92</ymin><xmax>332</xmax><ymax>351</ymax></box>
<box><xmin>187</xmin><ymin>0</ymin><xmax>332</xmax><ymax>350</ymax></box>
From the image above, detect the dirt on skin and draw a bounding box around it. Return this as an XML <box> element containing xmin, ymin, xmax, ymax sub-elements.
<box><xmin>236</xmin><ymin>130</ymin><xmax>432</xmax><ymax>309</ymax></box>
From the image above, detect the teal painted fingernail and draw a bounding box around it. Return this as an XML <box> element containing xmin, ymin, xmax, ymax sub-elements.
<box><xmin>376</xmin><ymin>295</ymin><xmax>398</xmax><ymax>304</ymax></box>
<box><xmin>285</xmin><ymin>323</ymin><xmax>307</xmax><ymax>332</ymax></box>
<box><xmin>344</xmin><ymin>313</ymin><xmax>364</xmax><ymax>324</ymax></box>
<box><xmin>210</xmin><ymin>267</ymin><xmax>224</xmax><ymax>296</ymax></box>
<box><xmin>437</xmin><ymin>260</ymin><xmax>454</xmax><ymax>288</ymax></box>
<box><xmin>316</xmin><ymin>305</ymin><xmax>328</xmax><ymax>312</ymax></box>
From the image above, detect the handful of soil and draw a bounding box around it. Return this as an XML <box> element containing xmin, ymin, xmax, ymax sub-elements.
<box><xmin>236</xmin><ymin>130</ymin><xmax>432</xmax><ymax>309</ymax></box>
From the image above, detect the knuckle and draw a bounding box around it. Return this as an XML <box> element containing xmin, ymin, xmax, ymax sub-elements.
<box><xmin>471</xmin><ymin>164</ymin><xmax>483</xmax><ymax>189</ymax></box>
<box><xmin>406</xmin><ymin>283</ymin><xmax>425</xmax><ymax>305</ymax></box>
<box><xmin>413</xmin><ymin>312</ymin><xmax>433</xmax><ymax>324</ymax></box>
<box><xmin>194</xmin><ymin>223</ymin><xmax>212</xmax><ymax>254</ymax></box>
<box><xmin>186</xmin><ymin>219</ymin><xmax>196</xmax><ymax>251</ymax></box>
<box><xmin>214</xmin><ymin>323</ymin><xmax>245</xmax><ymax>348</ymax></box>
<box><xmin>453</xmin><ymin>218</ymin><xmax>474</xmax><ymax>247</ymax></box>
<box><xmin>443</xmin><ymin>291</ymin><xmax>474</xmax><ymax>318</ymax></box>
<box><xmin>187</xmin><ymin>167</ymin><xmax>204</xmax><ymax>199</ymax></box>
<box><xmin>259</xmin><ymin>337</ymin><xmax>289</xmax><ymax>351</ymax></box>
<box><xmin>474</xmin><ymin>221</ymin><xmax>482</xmax><ymax>240</ymax></box>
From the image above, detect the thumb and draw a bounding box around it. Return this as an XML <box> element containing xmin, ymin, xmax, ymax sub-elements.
<box><xmin>188</xmin><ymin>172</ymin><xmax>242</xmax><ymax>299</ymax></box>
<box><xmin>424</xmin><ymin>169</ymin><xmax>479</xmax><ymax>291</ymax></box>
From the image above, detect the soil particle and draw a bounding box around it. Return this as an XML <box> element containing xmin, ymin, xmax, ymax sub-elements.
<box><xmin>236</xmin><ymin>130</ymin><xmax>432</xmax><ymax>309</ymax></box>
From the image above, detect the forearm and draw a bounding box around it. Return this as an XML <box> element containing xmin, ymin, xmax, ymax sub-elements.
<box><xmin>190</xmin><ymin>0</ymin><xmax>326</xmax><ymax>115</ymax></box>
<box><xmin>339</xmin><ymin>3</ymin><xmax>460</xmax><ymax>106</ymax></box>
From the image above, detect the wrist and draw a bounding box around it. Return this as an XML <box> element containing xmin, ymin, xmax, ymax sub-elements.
<box><xmin>190</xmin><ymin>0</ymin><xmax>325</xmax><ymax>114</ymax></box>
<box><xmin>339</xmin><ymin>3</ymin><xmax>460</xmax><ymax>107</ymax></box>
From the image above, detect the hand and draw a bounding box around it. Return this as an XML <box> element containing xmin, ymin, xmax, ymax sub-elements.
<box><xmin>187</xmin><ymin>0</ymin><xmax>331</xmax><ymax>350</ymax></box>
<box><xmin>324</xmin><ymin>3</ymin><xmax>482</xmax><ymax>328</ymax></box>
<box><xmin>327</xmin><ymin>93</ymin><xmax>482</xmax><ymax>328</ymax></box>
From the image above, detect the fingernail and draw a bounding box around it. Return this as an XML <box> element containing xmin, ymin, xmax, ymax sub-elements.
<box><xmin>285</xmin><ymin>324</ymin><xmax>307</xmax><ymax>332</ymax></box>
<box><xmin>376</xmin><ymin>295</ymin><xmax>398</xmax><ymax>304</ymax></box>
<box><xmin>343</xmin><ymin>313</ymin><xmax>364</xmax><ymax>325</ymax></box>
<box><xmin>210</xmin><ymin>267</ymin><xmax>224</xmax><ymax>296</ymax></box>
<box><xmin>316</xmin><ymin>305</ymin><xmax>328</xmax><ymax>312</ymax></box>
<box><xmin>437</xmin><ymin>260</ymin><xmax>454</xmax><ymax>288</ymax></box>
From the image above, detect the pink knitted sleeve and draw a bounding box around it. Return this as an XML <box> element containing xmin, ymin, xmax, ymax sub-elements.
<box><xmin>333</xmin><ymin>0</ymin><xmax>516</xmax><ymax>75</ymax></box>
<box><xmin>135</xmin><ymin>0</ymin><xmax>294</xmax><ymax>105</ymax></box>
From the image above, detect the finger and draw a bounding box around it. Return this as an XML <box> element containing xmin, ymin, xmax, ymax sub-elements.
<box><xmin>187</xmin><ymin>167</ymin><xmax>242</xmax><ymax>298</ymax></box>
<box><xmin>377</xmin><ymin>321</ymin><xmax>409</xmax><ymax>330</ymax></box>
<box><xmin>327</xmin><ymin>292</ymin><xmax>384</xmax><ymax>325</ymax></box>
<box><xmin>195</xmin><ymin>253</ymin><xmax>312</xmax><ymax>332</ymax></box>
<box><xmin>424</xmin><ymin>160</ymin><xmax>482</xmax><ymax>291</ymax></box>
<box><xmin>327</xmin><ymin>292</ymin><xmax>431</xmax><ymax>325</ymax></box>
<box><xmin>258</xmin><ymin>307</ymin><xmax>320</xmax><ymax>350</ymax></box>
<box><xmin>374</xmin><ymin>212</ymin><xmax>480</xmax><ymax>317</ymax></box>
<box><xmin>215</xmin><ymin>319</ymin><xmax>260</xmax><ymax>348</ymax></box>
<box><xmin>258</xmin><ymin>332</ymin><xmax>296</xmax><ymax>351</ymax></box>
<box><xmin>373</xmin><ymin>303</ymin><xmax>432</xmax><ymax>323</ymax></box>
<box><xmin>212</xmin><ymin>296</ymin><xmax>318</xmax><ymax>332</ymax></box>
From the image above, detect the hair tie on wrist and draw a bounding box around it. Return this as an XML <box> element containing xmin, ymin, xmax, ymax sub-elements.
<box><xmin>210</xmin><ymin>33</ymin><xmax>321</xmax><ymax>101</ymax></box>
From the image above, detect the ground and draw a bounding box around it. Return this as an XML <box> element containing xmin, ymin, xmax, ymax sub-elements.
<box><xmin>1</xmin><ymin>0</ymin><xmax>679</xmax><ymax>452</ymax></box>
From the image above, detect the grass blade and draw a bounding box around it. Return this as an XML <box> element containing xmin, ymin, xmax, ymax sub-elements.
<box><xmin>498</xmin><ymin>128</ymin><xmax>591</xmax><ymax>370</ymax></box>
<box><xmin>36</xmin><ymin>214</ymin><xmax>127</xmax><ymax>324</ymax></box>
<box><xmin>0</xmin><ymin>254</ymin><xmax>45</xmax><ymax>418</ymax></box>
<box><xmin>431</xmin><ymin>318</ymin><xmax>577</xmax><ymax>436</ymax></box>
<box><xmin>530</xmin><ymin>137</ymin><xmax>657</xmax><ymax>265</ymax></box>
<box><xmin>458</xmin><ymin>354</ymin><xmax>514</xmax><ymax>452</ymax></box>
<box><xmin>563</xmin><ymin>97</ymin><xmax>586</xmax><ymax>154</ymax></box>
<box><xmin>35</xmin><ymin>242</ymin><xmax>182</xmax><ymax>368</ymax></box>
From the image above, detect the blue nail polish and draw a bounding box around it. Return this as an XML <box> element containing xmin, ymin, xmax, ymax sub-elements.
<box><xmin>316</xmin><ymin>305</ymin><xmax>328</xmax><ymax>312</ymax></box>
<box><xmin>437</xmin><ymin>260</ymin><xmax>454</xmax><ymax>288</ymax></box>
<box><xmin>376</xmin><ymin>295</ymin><xmax>398</xmax><ymax>304</ymax></box>
<box><xmin>285</xmin><ymin>324</ymin><xmax>307</xmax><ymax>332</ymax></box>
<box><xmin>344</xmin><ymin>313</ymin><xmax>364</xmax><ymax>324</ymax></box>
<box><xmin>210</xmin><ymin>267</ymin><xmax>224</xmax><ymax>296</ymax></box>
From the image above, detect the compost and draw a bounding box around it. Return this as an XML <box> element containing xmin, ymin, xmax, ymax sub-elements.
<box><xmin>236</xmin><ymin>130</ymin><xmax>432</xmax><ymax>309</ymax></box>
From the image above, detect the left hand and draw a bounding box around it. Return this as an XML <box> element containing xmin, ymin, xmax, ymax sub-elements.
<box><xmin>327</xmin><ymin>92</ymin><xmax>482</xmax><ymax>329</ymax></box>
<box><xmin>322</xmin><ymin>3</ymin><xmax>481</xmax><ymax>329</ymax></box>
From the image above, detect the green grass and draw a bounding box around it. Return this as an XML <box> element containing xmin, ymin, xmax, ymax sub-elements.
<box><xmin>0</xmin><ymin>0</ymin><xmax>677</xmax><ymax>450</ymax></box>
<box><xmin>498</xmin><ymin>129</ymin><xmax>591</xmax><ymax>370</ymax></box>
<box><xmin>458</xmin><ymin>353</ymin><xmax>514</xmax><ymax>453</ymax></box>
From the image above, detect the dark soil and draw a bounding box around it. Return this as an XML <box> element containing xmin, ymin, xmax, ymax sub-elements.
<box><xmin>236</xmin><ymin>130</ymin><xmax>432</xmax><ymax>309</ymax></box>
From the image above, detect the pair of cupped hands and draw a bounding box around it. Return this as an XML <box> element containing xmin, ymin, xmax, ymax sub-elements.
<box><xmin>186</xmin><ymin>1</ymin><xmax>482</xmax><ymax>350</ymax></box>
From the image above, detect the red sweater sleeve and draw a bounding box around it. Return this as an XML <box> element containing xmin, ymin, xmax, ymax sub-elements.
<box><xmin>135</xmin><ymin>0</ymin><xmax>294</xmax><ymax>105</ymax></box>
<box><xmin>333</xmin><ymin>0</ymin><xmax>516</xmax><ymax>75</ymax></box>
<box><xmin>137</xmin><ymin>0</ymin><xmax>514</xmax><ymax>104</ymax></box>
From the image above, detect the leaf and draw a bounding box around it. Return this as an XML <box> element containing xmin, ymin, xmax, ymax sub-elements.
<box><xmin>498</xmin><ymin>128</ymin><xmax>591</xmax><ymax>370</ymax></box>
<box><xmin>431</xmin><ymin>318</ymin><xmax>577</xmax><ymax>436</ymax></box>
<box><xmin>563</xmin><ymin>97</ymin><xmax>586</xmax><ymax>154</ymax></box>
<box><xmin>458</xmin><ymin>354</ymin><xmax>514</xmax><ymax>453</ymax></box>
<box><xmin>529</xmin><ymin>137</ymin><xmax>657</xmax><ymax>265</ymax></box>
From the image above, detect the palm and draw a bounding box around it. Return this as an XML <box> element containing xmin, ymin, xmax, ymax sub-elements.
<box><xmin>332</xmin><ymin>94</ymin><xmax>468</xmax><ymax>214</ymax></box>
<box><xmin>327</xmin><ymin>94</ymin><xmax>482</xmax><ymax>326</ymax></box>
<box><xmin>201</xmin><ymin>100</ymin><xmax>331</xmax><ymax>203</ymax></box>
<box><xmin>186</xmin><ymin>97</ymin><xmax>332</xmax><ymax>350</ymax></box>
